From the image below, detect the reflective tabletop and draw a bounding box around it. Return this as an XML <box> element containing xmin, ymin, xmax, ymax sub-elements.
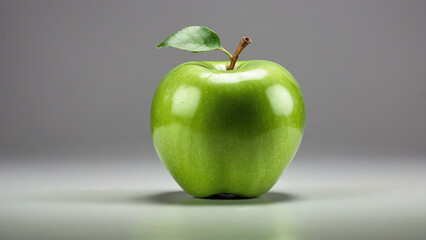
<box><xmin>1</xmin><ymin>154</ymin><xmax>425</xmax><ymax>240</ymax></box>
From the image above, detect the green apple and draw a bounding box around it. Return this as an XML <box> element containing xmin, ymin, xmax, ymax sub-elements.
<box><xmin>151</xmin><ymin>26</ymin><xmax>305</xmax><ymax>198</ymax></box>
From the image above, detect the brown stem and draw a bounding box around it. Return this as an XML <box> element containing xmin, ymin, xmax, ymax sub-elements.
<box><xmin>228</xmin><ymin>36</ymin><xmax>251</xmax><ymax>70</ymax></box>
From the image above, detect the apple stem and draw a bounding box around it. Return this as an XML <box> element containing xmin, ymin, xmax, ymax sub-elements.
<box><xmin>228</xmin><ymin>36</ymin><xmax>251</xmax><ymax>70</ymax></box>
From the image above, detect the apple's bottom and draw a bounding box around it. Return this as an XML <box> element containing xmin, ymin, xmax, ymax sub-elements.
<box><xmin>153</xmin><ymin>123</ymin><xmax>303</xmax><ymax>198</ymax></box>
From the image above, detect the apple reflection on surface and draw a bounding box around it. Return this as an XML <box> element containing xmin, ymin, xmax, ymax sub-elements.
<box><xmin>132</xmin><ymin>192</ymin><xmax>299</xmax><ymax>240</ymax></box>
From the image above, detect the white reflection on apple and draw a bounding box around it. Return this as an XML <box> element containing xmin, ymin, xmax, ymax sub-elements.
<box><xmin>200</xmin><ymin>69</ymin><xmax>268</xmax><ymax>84</ymax></box>
<box><xmin>171</xmin><ymin>85</ymin><xmax>201</xmax><ymax>118</ymax></box>
<box><xmin>266</xmin><ymin>84</ymin><xmax>294</xmax><ymax>116</ymax></box>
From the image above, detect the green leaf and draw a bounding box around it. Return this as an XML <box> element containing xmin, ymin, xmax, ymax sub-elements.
<box><xmin>157</xmin><ymin>26</ymin><xmax>223</xmax><ymax>53</ymax></box>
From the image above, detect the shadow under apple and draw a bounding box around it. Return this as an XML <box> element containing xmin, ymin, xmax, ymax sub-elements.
<box><xmin>141</xmin><ymin>191</ymin><xmax>299</xmax><ymax>206</ymax></box>
<box><xmin>30</xmin><ymin>190</ymin><xmax>300</xmax><ymax>206</ymax></box>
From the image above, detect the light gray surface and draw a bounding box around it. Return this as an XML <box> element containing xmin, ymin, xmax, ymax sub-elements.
<box><xmin>1</xmin><ymin>154</ymin><xmax>425</xmax><ymax>240</ymax></box>
<box><xmin>1</xmin><ymin>0</ymin><xmax>425</xmax><ymax>157</ymax></box>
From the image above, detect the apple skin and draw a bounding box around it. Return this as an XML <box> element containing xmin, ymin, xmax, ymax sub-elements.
<box><xmin>151</xmin><ymin>60</ymin><xmax>305</xmax><ymax>198</ymax></box>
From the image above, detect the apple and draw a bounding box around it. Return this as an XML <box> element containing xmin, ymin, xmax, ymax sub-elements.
<box><xmin>151</xmin><ymin>26</ymin><xmax>305</xmax><ymax>198</ymax></box>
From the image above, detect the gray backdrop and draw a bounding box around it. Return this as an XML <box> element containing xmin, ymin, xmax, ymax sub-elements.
<box><xmin>1</xmin><ymin>0</ymin><xmax>425</xmax><ymax>159</ymax></box>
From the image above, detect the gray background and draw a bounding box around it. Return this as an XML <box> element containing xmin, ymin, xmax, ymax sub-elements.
<box><xmin>1</xmin><ymin>0</ymin><xmax>425</xmax><ymax>158</ymax></box>
<box><xmin>0</xmin><ymin>1</ymin><xmax>425</xmax><ymax>240</ymax></box>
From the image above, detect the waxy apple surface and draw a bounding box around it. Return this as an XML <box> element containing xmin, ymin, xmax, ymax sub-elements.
<box><xmin>151</xmin><ymin>60</ymin><xmax>305</xmax><ymax>198</ymax></box>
